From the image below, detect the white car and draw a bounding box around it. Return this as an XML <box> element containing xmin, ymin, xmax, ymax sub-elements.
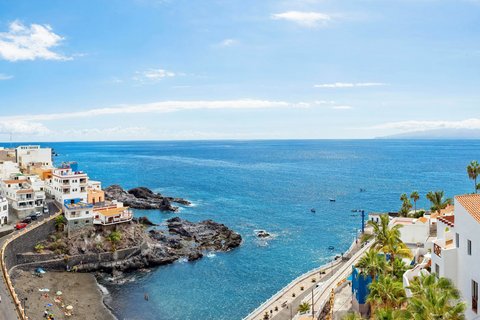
<box><xmin>43</xmin><ymin>206</ymin><xmax>49</xmax><ymax>214</ymax></box>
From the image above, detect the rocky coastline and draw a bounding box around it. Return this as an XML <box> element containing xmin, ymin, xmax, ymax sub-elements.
<box><xmin>104</xmin><ymin>185</ymin><xmax>191</xmax><ymax>212</ymax></box>
<box><xmin>34</xmin><ymin>217</ymin><xmax>242</xmax><ymax>274</ymax></box>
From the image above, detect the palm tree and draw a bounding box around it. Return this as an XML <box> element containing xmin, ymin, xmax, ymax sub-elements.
<box><xmin>410</xmin><ymin>191</ymin><xmax>420</xmax><ymax>214</ymax></box>
<box><xmin>356</xmin><ymin>248</ymin><xmax>387</xmax><ymax>283</ymax></box>
<box><xmin>362</xmin><ymin>214</ymin><xmax>411</xmax><ymax>263</ymax></box>
<box><xmin>54</xmin><ymin>215</ymin><xmax>67</xmax><ymax>232</ymax></box>
<box><xmin>342</xmin><ymin>312</ymin><xmax>364</xmax><ymax>320</ymax></box>
<box><xmin>374</xmin><ymin>307</ymin><xmax>409</xmax><ymax>320</ymax></box>
<box><xmin>389</xmin><ymin>258</ymin><xmax>410</xmax><ymax>280</ymax></box>
<box><xmin>399</xmin><ymin>194</ymin><xmax>412</xmax><ymax>217</ymax></box>
<box><xmin>107</xmin><ymin>230</ymin><xmax>122</xmax><ymax>251</ymax></box>
<box><xmin>407</xmin><ymin>273</ymin><xmax>466</xmax><ymax>319</ymax></box>
<box><xmin>297</xmin><ymin>302</ymin><xmax>310</xmax><ymax>314</ymax></box>
<box><xmin>367</xmin><ymin>275</ymin><xmax>406</xmax><ymax>311</ymax></box>
<box><xmin>426</xmin><ymin>191</ymin><xmax>452</xmax><ymax>215</ymax></box>
<box><xmin>467</xmin><ymin>160</ymin><xmax>480</xmax><ymax>194</ymax></box>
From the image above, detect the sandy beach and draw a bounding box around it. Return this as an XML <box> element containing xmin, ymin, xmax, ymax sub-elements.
<box><xmin>11</xmin><ymin>269</ymin><xmax>114</xmax><ymax>320</ymax></box>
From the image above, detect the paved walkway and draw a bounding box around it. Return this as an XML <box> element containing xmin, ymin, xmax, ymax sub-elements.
<box><xmin>0</xmin><ymin>199</ymin><xmax>61</xmax><ymax>320</ymax></box>
<box><xmin>245</xmin><ymin>239</ymin><xmax>363</xmax><ymax>320</ymax></box>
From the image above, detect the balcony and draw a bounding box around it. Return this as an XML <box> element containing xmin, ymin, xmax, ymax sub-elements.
<box><xmin>434</xmin><ymin>243</ymin><xmax>442</xmax><ymax>257</ymax></box>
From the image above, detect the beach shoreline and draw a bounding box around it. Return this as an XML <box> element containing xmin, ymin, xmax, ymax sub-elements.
<box><xmin>11</xmin><ymin>269</ymin><xmax>115</xmax><ymax>320</ymax></box>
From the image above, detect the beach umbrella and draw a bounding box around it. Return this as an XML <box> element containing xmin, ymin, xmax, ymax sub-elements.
<box><xmin>56</xmin><ymin>291</ymin><xmax>62</xmax><ymax>296</ymax></box>
<box><xmin>66</xmin><ymin>305</ymin><xmax>73</xmax><ymax>310</ymax></box>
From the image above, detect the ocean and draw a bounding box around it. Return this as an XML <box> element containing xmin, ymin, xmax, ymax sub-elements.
<box><xmin>39</xmin><ymin>139</ymin><xmax>479</xmax><ymax>320</ymax></box>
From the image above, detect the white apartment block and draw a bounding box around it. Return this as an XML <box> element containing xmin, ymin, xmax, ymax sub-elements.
<box><xmin>16</xmin><ymin>145</ymin><xmax>52</xmax><ymax>170</ymax></box>
<box><xmin>63</xmin><ymin>198</ymin><xmax>94</xmax><ymax>233</ymax></box>
<box><xmin>0</xmin><ymin>161</ymin><xmax>21</xmax><ymax>180</ymax></box>
<box><xmin>430</xmin><ymin>194</ymin><xmax>480</xmax><ymax>319</ymax></box>
<box><xmin>46</xmin><ymin>166</ymin><xmax>89</xmax><ymax>204</ymax></box>
<box><xmin>0</xmin><ymin>197</ymin><xmax>8</xmax><ymax>225</ymax></box>
<box><xmin>0</xmin><ymin>177</ymin><xmax>45</xmax><ymax>218</ymax></box>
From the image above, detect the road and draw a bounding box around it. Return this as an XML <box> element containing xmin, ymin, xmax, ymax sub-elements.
<box><xmin>0</xmin><ymin>198</ymin><xmax>61</xmax><ymax>320</ymax></box>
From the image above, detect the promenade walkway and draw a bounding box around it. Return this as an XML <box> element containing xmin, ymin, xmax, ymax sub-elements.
<box><xmin>244</xmin><ymin>239</ymin><xmax>368</xmax><ymax>320</ymax></box>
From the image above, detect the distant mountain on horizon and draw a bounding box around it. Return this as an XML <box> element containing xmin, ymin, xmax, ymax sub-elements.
<box><xmin>378</xmin><ymin>128</ymin><xmax>480</xmax><ymax>139</ymax></box>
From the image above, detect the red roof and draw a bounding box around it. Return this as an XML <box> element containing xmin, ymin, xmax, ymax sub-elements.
<box><xmin>438</xmin><ymin>215</ymin><xmax>455</xmax><ymax>227</ymax></box>
<box><xmin>455</xmin><ymin>194</ymin><xmax>480</xmax><ymax>224</ymax></box>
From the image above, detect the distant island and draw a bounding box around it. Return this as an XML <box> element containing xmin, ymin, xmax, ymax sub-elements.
<box><xmin>377</xmin><ymin>128</ymin><xmax>480</xmax><ymax>139</ymax></box>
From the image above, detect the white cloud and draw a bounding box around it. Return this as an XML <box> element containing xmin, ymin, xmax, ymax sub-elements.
<box><xmin>314</xmin><ymin>82</ymin><xmax>386</xmax><ymax>88</ymax></box>
<box><xmin>373</xmin><ymin>118</ymin><xmax>480</xmax><ymax>131</ymax></box>
<box><xmin>0</xmin><ymin>120</ymin><xmax>51</xmax><ymax>135</ymax></box>
<box><xmin>0</xmin><ymin>20</ymin><xmax>70</xmax><ymax>61</ymax></box>
<box><xmin>0</xmin><ymin>73</ymin><xmax>13</xmax><ymax>80</ymax></box>
<box><xmin>218</xmin><ymin>39</ymin><xmax>239</xmax><ymax>47</ymax></box>
<box><xmin>271</xmin><ymin>11</ymin><xmax>332</xmax><ymax>27</ymax></box>
<box><xmin>331</xmin><ymin>105</ymin><xmax>352</xmax><ymax>110</ymax></box>
<box><xmin>62</xmin><ymin>126</ymin><xmax>148</xmax><ymax>137</ymax></box>
<box><xmin>2</xmin><ymin>100</ymin><xmax>292</xmax><ymax>123</ymax></box>
<box><xmin>133</xmin><ymin>68</ymin><xmax>176</xmax><ymax>82</ymax></box>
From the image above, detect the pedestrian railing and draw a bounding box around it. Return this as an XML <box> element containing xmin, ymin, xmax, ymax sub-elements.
<box><xmin>0</xmin><ymin>209</ymin><xmax>62</xmax><ymax>320</ymax></box>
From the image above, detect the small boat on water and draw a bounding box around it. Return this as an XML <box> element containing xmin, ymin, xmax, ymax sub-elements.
<box><xmin>359</xmin><ymin>188</ymin><xmax>366</xmax><ymax>192</ymax></box>
<box><xmin>329</xmin><ymin>198</ymin><xmax>336</xmax><ymax>202</ymax></box>
<box><xmin>310</xmin><ymin>208</ymin><xmax>316</xmax><ymax>213</ymax></box>
<box><xmin>328</xmin><ymin>246</ymin><xmax>335</xmax><ymax>250</ymax></box>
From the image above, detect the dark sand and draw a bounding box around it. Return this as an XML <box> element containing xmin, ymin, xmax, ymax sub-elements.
<box><xmin>12</xmin><ymin>269</ymin><xmax>114</xmax><ymax>320</ymax></box>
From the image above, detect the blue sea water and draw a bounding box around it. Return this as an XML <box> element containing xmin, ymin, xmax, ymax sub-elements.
<box><xmin>38</xmin><ymin>139</ymin><xmax>479</xmax><ymax>320</ymax></box>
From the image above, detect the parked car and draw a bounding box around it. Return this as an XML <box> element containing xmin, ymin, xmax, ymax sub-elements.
<box><xmin>43</xmin><ymin>206</ymin><xmax>49</xmax><ymax>214</ymax></box>
<box><xmin>34</xmin><ymin>211</ymin><xmax>43</xmax><ymax>217</ymax></box>
<box><xmin>27</xmin><ymin>214</ymin><xmax>38</xmax><ymax>221</ymax></box>
<box><xmin>15</xmin><ymin>222</ymin><xmax>28</xmax><ymax>230</ymax></box>
<box><xmin>22</xmin><ymin>217</ymin><xmax>32</xmax><ymax>224</ymax></box>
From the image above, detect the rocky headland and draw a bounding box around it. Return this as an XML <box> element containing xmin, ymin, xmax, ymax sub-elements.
<box><xmin>34</xmin><ymin>217</ymin><xmax>242</xmax><ymax>273</ymax></box>
<box><xmin>104</xmin><ymin>185</ymin><xmax>191</xmax><ymax>212</ymax></box>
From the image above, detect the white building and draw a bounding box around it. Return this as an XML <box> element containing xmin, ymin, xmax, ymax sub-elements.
<box><xmin>63</xmin><ymin>198</ymin><xmax>94</xmax><ymax>233</ymax></box>
<box><xmin>430</xmin><ymin>194</ymin><xmax>480</xmax><ymax>319</ymax></box>
<box><xmin>0</xmin><ymin>161</ymin><xmax>21</xmax><ymax>180</ymax></box>
<box><xmin>0</xmin><ymin>177</ymin><xmax>45</xmax><ymax>218</ymax></box>
<box><xmin>93</xmin><ymin>201</ymin><xmax>133</xmax><ymax>226</ymax></box>
<box><xmin>15</xmin><ymin>145</ymin><xmax>52</xmax><ymax>170</ymax></box>
<box><xmin>392</xmin><ymin>217</ymin><xmax>430</xmax><ymax>245</ymax></box>
<box><xmin>46</xmin><ymin>165</ymin><xmax>89</xmax><ymax>204</ymax></box>
<box><xmin>0</xmin><ymin>197</ymin><xmax>8</xmax><ymax>225</ymax></box>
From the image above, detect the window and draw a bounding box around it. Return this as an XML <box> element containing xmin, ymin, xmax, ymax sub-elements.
<box><xmin>468</xmin><ymin>240</ymin><xmax>472</xmax><ymax>255</ymax></box>
<box><xmin>473</xmin><ymin>280</ymin><xmax>478</xmax><ymax>313</ymax></box>
<box><xmin>456</xmin><ymin>233</ymin><xmax>460</xmax><ymax>248</ymax></box>
<box><xmin>435</xmin><ymin>264</ymin><xmax>440</xmax><ymax>277</ymax></box>
<box><xmin>85</xmin><ymin>220</ymin><xmax>89</xmax><ymax>223</ymax></box>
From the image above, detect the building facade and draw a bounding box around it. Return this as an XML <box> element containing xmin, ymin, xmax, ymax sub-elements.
<box><xmin>63</xmin><ymin>198</ymin><xmax>94</xmax><ymax>232</ymax></box>
<box><xmin>46</xmin><ymin>165</ymin><xmax>89</xmax><ymax>204</ymax></box>
<box><xmin>0</xmin><ymin>197</ymin><xmax>8</xmax><ymax>225</ymax></box>
<box><xmin>430</xmin><ymin>194</ymin><xmax>480</xmax><ymax>319</ymax></box>
<box><xmin>15</xmin><ymin>145</ymin><xmax>52</xmax><ymax>170</ymax></box>
<box><xmin>0</xmin><ymin>178</ymin><xmax>44</xmax><ymax>218</ymax></box>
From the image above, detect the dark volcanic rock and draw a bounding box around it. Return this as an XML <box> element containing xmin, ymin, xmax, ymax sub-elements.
<box><xmin>133</xmin><ymin>216</ymin><xmax>158</xmax><ymax>226</ymax></box>
<box><xmin>104</xmin><ymin>185</ymin><xmax>191</xmax><ymax>211</ymax></box>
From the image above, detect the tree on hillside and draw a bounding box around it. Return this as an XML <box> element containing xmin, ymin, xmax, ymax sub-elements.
<box><xmin>467</xmin><ymin>160</ymin><xmax>480</xmax><ymax>194</ymax></box>
<box><xmin>410</xmin><ymin>191</ymin><xmax>420</xmax><ymax>214</ymax></box>
<box><xmin>406</xmin><ymin>273</ymin><xmax>466</xmax><ymax>319</ymax></box>
<box><xmin>426</xmin><ymin>191</ymin><xmax>452</xmax><ymax>214</ymax></box>
<box><xmin>107</xmin><ymin>230</ymin><xmax>122</xmax><ymax>251</ymax></box>
<box><xmin>54</xmin><ymin>215</ymin><xmax>67</xmax><ymax>232</ymax></box>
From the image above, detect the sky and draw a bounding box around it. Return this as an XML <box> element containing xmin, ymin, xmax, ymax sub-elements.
<box><xmin>0</xmin><ymin>0</ymin><xmax>479</xmax><ymax>141</ymax></box>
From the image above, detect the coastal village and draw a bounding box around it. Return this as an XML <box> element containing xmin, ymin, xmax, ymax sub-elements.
<box><xmin>0</xmin><ymin>145</ymin><xmax>133</xmax><ymax>233</ymax></box>
<box><xmin>247</xmin><ymin>161</ymin><xmax>480</xmax><ymax>320</ymax></box>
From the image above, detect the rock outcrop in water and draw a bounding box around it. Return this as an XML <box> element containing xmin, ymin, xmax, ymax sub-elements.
<box><xmin>36</xmin><ymin>217</ymin><xmax>242</xmax><ymax>273</ymax></box>
<box><xmin>104</xmin><ymin>185</ymin><xmax>191</xmax><ymax>212</ymax></box>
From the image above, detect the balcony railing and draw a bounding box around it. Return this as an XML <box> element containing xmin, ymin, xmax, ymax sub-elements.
<box><xmin>434</xmin><ymin>243</ymin><xmax>442</xmax><ymax>257</ymax></box>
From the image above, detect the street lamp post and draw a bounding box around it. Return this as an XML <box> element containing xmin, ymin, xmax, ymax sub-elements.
<box><xmin>352</xmin><ymin>209</ymin><xmax>366</xmax><ymax>234</ymax></box>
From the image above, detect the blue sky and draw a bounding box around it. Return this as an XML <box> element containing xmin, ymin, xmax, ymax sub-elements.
<box><xmin>0</xmin><ymin>0</ymin><xmax>479</xmax><ymax>141</ymax></box>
